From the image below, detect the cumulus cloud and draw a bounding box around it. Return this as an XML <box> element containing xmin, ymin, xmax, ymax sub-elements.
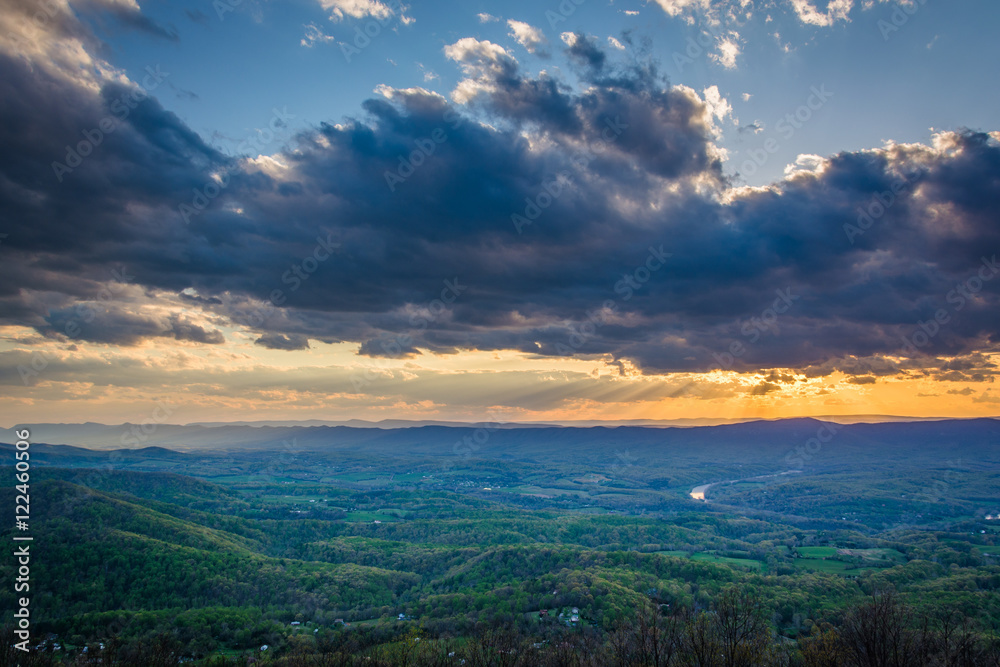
<box><xmin>783</xmin><ymin>153</ymin><xmax>827</xmax><ymax>177</ymax></box>
<box><xmin>650</xmin><ymin>0</ymin><xmax>713</xmax><ymax>22</ymax></box>
<box><xmin>255</xmin><ymin>333</ymin><xmax>311</xmax><ymax>350</ymax></box>
<box><xmin>1</xmin><ymin>9</ymin><xmax>998</xmax><ymax>395</ymax></box>
<box><xmin>789</xmin><ymin>0</ymin><xmax>854</xmax><ymax>26</ymax></box>
<box><xmin>319</xmin><ymin>0</ymin><xmax>413</xmax><ymax>24</ymax></box>
<box><xmin>702</xmin><ymin>85</ymin><xmax>733</xmax><ymax>126</ymax></box>
<box><xmin>507</xmin><ymin>20</ymin><xmax>548</xmax><ymax>56</ymax></box>
<box><xmin>561</xmin><ymin>32</ymin><xmax>607</xmax><ymax>72</ymax></box>
<box><xmin>443</xmin><ymin>37</ymin><xmax>518</xmax><ymax>103</ymax></box>
<box><xmin>711</xmin><ymin>33</ymin><xmax>741</xmax><ymax>69</ymax></box>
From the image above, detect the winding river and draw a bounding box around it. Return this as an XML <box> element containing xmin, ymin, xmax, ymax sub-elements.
<box><xmin>690</xmin><ymin>470</ymin><xmax>801</xmax><ymax>501</ymax></box>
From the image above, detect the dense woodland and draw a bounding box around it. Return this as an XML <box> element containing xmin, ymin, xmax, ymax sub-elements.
<box><xmin>1</xmin><ymin>420</ymin><xmax>999</xmax><ymax>664</ymax></box>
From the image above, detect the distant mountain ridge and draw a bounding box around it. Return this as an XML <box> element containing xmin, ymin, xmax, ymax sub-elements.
<box><xmin>3</xmin><ymin>413</ymin><xmax>988</xmax><ymax>444</ymax></box>
<box><xmin>2</xmin><ymin>418</ymin><xmax>997</xmax><ymax>465</ymax></box>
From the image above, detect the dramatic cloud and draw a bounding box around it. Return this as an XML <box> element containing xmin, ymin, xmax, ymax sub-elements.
<box><xmin>43</xmin><ymin>306</ymin><xmax>225</xmax><ymax>346</ymax></box>
<box><xmin>561</xmin><ymin>32</ymin><xmax>606</xmax><ymax>71</ymax></box>
<box><xmin>256</xmin><ymin>333</ymin><xmax>311</xmax><ymax>351</ymax></box>
<box><xmin>0</xmin><ymin>0</ymin><xmax>998</xmax><ymax>411</ymax></box>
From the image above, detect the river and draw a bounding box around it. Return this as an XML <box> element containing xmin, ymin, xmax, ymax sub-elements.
<box><xmin>690</xmin><ymin>470</ymin><xmax>801</xmax><ymax>501</ymax></box>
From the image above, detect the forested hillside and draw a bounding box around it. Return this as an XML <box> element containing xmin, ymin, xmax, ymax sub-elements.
<box><xmin>2</xmin><ymin>454</ymin><xmax>999</xmax><ymax>665</ymax></box>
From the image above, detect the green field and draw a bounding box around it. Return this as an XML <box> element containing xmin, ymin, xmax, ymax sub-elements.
<box><xmin>796</xmin><ymin>546</ymin><xmax>839</xmax><ymax>558</ymax></box>
<box><xmin>793</xmin><ymin>558</ymin><xmax>856</xmax><ymax>574</ymax></box>
<box><xmin>690</xmin><ymin>552</ymin><xmax>764</xmax><ymax>570</ymax></box>
<box><xmin>790</xmin><ymin>545</ymin><xmax>902</xmax><ymax>574</ymax></box>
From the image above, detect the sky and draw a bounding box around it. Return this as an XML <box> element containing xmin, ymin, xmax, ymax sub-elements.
<box><xmin>1</xmin><ymin>0</ymin><xmax>999</xmax><ymax>426</ymax></box>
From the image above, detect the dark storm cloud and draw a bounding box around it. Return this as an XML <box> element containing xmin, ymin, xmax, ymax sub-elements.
<box><xmin>43</xmin><ymin>306</ymin><xmax>224</xmax><ymax>346</ymax></box>
<box><xmin>255</xmin><ymin>333</ymin><xmax>311</xmax><ymax>351</ymax></box>
<box><xmin>358</xmin><ymin>337</ymin><xmax>422</xmax><ymax>359</ymax></box>
<box><xmin>180</xmin><ymin>293</ymin><xmax>224</xmax><ymax>306</ymax></box>
<box><xmin>562</xmin><ymin>32</ymin><xmax>607</xmax><ymax>72</ymax></box>
<box><xmin>750</xmin><ymin>382</ymin><xmax>781</xmax><ymax>395</ymax></box>
<box><xmin>1</xmin><ymin>11</ymin><xmax>999</xmax><ymax>380</ymax></box>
